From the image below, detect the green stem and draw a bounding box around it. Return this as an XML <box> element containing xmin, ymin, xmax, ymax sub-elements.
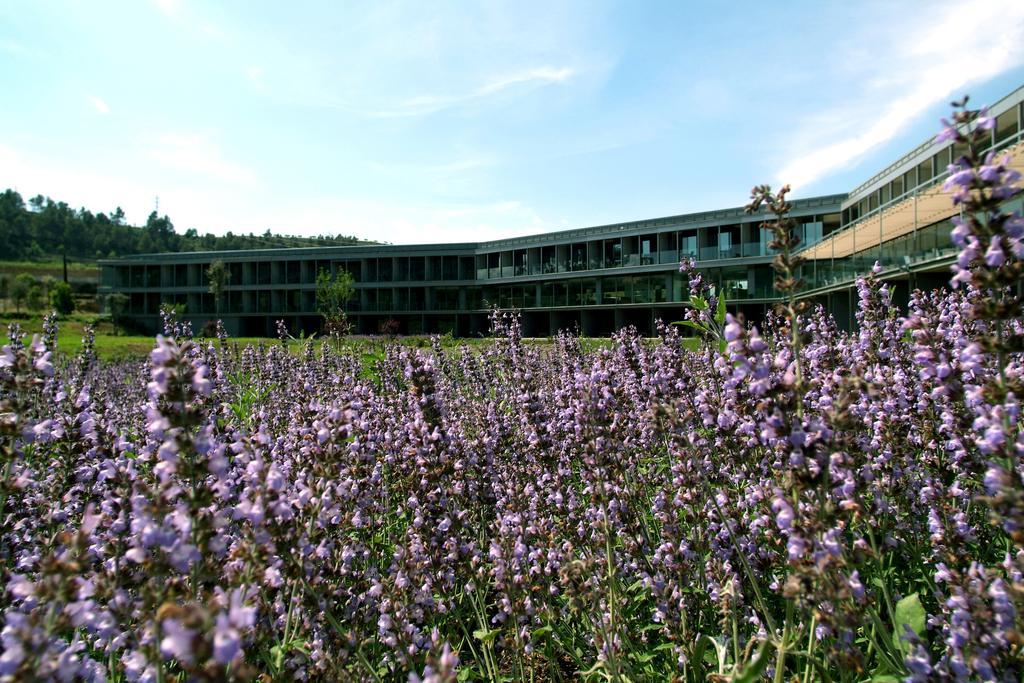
<box><xmin>275</xmin><ymin>581</ymin><xmax>300</xmax><ymax>674</ymax></box>
<box><xmin>469</xmin><ymin>588</ymin><xmax>499</xmax><ymax>681</ymax></box>
<box><xmin>0</xmin><ymin>456</ymin><xmax>13</xmax><ymax>531</ymax></box>
<box><xmin>454</xmin><ymin>612</ymin><xmax>485</xmax><ymax>679</ymax></box>
<box><xmin>774</xmin><ymin>600</ymin><xmax>793</xmax><ymax>683</ymax></box>
<box><xmin>802</xmin><ymin>615</ymin><xmax>817</xmax><ymax>683</ymax></box>
<box><xmin>602</xmin><ymin>502</ymin><xmax>626</xmax><ymax>683</ymax></box>
<box><xmin>355</xmin><ymin>647</ymin><xmax>383</xmax><ymax>683</ymax></box>
<box><xmin>790</xmin><ymin>304</ymin><xmax>804</xmax><ymax>419</ymax></box>
<box><xmin>154</xmin><ymin>631</ymin><xmax>166</xmax><ymax>683</ymax></box>
<box><xmin>866</xmin><ymin>529</ymin><xmax>896</xmax><ymax>623</ymax></box>
<box><xmin>732</xmin><ymin>605</ymin><xmax>741</xmax><ymax>668</ymax></box>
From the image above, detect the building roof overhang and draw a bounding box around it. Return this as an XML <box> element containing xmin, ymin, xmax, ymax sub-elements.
<box><xmin>801</xmin><ymin>139</ymin><xmax>1024</xmax><ymax>261</ymax></box>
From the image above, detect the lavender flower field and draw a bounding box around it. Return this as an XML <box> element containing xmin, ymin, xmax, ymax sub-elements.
<box><xmin>1</xmin><ymin>109</ymin><xmax>1022</xmax><ymax>682</ymax></box>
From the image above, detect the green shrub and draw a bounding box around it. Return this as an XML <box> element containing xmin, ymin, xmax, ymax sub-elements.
<box><xmin>50</xmin><ymin>281</ymin><xmax>75</xmax><ymax>315</ymax></box>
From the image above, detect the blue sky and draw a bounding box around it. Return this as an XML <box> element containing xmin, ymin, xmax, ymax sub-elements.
<box><xmin>2</xmin><ymin>0</ymin><xmax>1024</xmax><ymax>245</ymax></box>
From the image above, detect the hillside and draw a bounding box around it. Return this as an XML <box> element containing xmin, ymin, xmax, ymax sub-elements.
<box><xmin>0</xmin><ymin>188</ymin><xmax>377</xmax><ymax>262</ymax></box>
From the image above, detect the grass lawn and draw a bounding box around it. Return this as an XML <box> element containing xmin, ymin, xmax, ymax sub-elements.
<box><xmin>1</xmin><ymin>310</ymin><xmax>702</xmax><ymax>362</ymax></box>
<box><xmin>0</xmin><ymin>311</ymin><xmax>153</xmax><ymax>360</ymax></box>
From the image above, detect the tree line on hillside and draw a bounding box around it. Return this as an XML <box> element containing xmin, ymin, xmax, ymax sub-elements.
<box><xmin>0</xmin><ymin>188</ymin><xmax>373</xmax><ymax>262</ymax></box>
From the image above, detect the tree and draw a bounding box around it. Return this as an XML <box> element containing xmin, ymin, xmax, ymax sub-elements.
<box><xmin>50</xmin><ymin>281</ymin><xmax>75</xmax><ymax>315</ymax></box>
<box><xmin>105</xmin><ymin>293</ymin><xmax>129</xmax><ymax>329</ymax></box>
<box><xmin>33</xmin><ymin>200</ymin><xmax>66</xmax><ymax>255</ymax></box>
<box><xmin>26</xmin><ymin>282</ymin><xmax>44</xmax><ymax>312</ymax></box>
<box><xmin>207</xmin><ymin>260</ymin><xmax>231</xmax><ymax>315</ymax></box>
<box><xmin>111</xmin><ymin>207</ymin><xmax>125</xmax><ymax>225</ymax></box>
<box><xmin>316</xmin><ymin>267</ymin><xmax>355</xmax><ymax>336</ymax></box>
<box><xmin>145</xmin><ymin>211</ymin><xmax>177</xmax><ymax>252</ymax></box>
<box><xmin>0</xmin><ymin>274</ymin><xmax>7</xmax><ymax>312</ymax></box>
<box><xmin>0</xmin><ymin>190</ymin><xmax>29</xmax><ymax>260</ymax></box>
<box><xmin>11</xmin><ymin>273</ymin><xmax>35</xmax><ymax>313</ymax></box>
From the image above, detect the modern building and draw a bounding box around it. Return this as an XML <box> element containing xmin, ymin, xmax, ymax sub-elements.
<box><xmin>100</xmin><ymin>84</ymin><xmax>1024</xmax><ymax>337</ymax></box>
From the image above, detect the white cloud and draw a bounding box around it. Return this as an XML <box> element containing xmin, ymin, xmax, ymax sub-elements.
<box><xmin>149</xmin><ymin>134</ymin><xmax>257</xmax><ymax>185</ymax></box>
<box><xmin>477</xmin><ymin>66</ymin><xmax>575</xmax><ymax>95</ymax></box>
<box><xmin>149</xmin><ymin>0</ymin><xmax>226</xmax><ymax>40</ymax></box>
<box><xmin>246</xmin><ymin>66</ymin><xmax>264</xmax><ymax>87</ymax></box>
<box><xmin>0</xmin><ymin>145</ymin><xmax>21</xmax><ymax>179</ymax></box>
<box><xmin>776</xmin><ymin>0</ymin><xmax>1024</xmax><ymax>190</ymax></box>
<box><xmin>368</xmin><ymin>156</ymin><xmax>497</xmax><ymax>176</ymax></box>
<box><xmin>88</xmin><ymin>96</ymin><xmax>110</xmax><ymax>114</ymax></box>
<box><xmin>199</xmin><ymin>23</ymin><xmax>223</xmax><ymax>38</ymax></box>
<box><xmin>367</xmin><ymin>65</ymin><xmax>577</xmax><ymax>118</ymax></box>
<box><xmin>0</xmin><ymin>39</ymin><xmax>28</xmax><ymax>56</ymax></box>
<box><xmin>427</xmin><ymin>157</ymin><xmax>495</xmax><ymax>174</ymax></box>
<box><xmin>151</xmin><ymin>0</ymin><xmax>181</xmax><ymax>18</ymax></box>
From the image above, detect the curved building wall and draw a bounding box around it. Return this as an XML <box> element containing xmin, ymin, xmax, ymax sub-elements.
<box><xmin>99</xmin><ymin>84</ymin><xmax>1024</xmax><ymax>336</ymax></box>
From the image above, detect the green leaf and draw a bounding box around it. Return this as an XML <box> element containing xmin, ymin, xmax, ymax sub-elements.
<box><xmin>472</xmin><ymin>628</ymin><xmax>500</xmax><ymax>645</ymax></box>
<box><xmin>674</xmin><ymin>320</ymin><xmax>707</xmax><ymax>333</ymax></box>
<box><xmin>690</xmin><ymin>635</ymin><xmax>710</xmax><ymax>675</ymax></box>
<box><xmin>706</xmin><ymin>636</ymin><xmax>729</xmax><ymax>669</ymax></box>
<box><xmin>714</xmin><ymin>293</ymin><xmax>727</xmax><ymax>326</ymax></box>
<box><xmin>893</xmin><ymin>593</ymin><xmax>926</xmax><ymax>654</ymax></box>
<box><xmin>733</xmin><ymin>638</ymin><xmax>775</xmax><ymax>683</ymax></box>
<box><xmin>869</xmin><ymin>676</ymin><xmax>902</xmax><ymax>683</ymax></box>
<box><xmin>866</xmin><ymin>608</ymin><xmax>905</xmax><ymax>673</ymax></box>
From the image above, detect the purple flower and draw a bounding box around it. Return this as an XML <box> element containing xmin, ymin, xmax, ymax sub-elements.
<box><xmin>847</xmin><ymin>571</ymin><xmax>866</xmax><ymax>602</ymax></box>
<box><xmin>950</xmin><ymin>217</ymin><xmax>971</xmax><ymax>246</ymax></box>
<box><xmin>121</xmin><ymin>650</ymin><xmax>151</xmax><ymax>682</ymax></box>
<box><xmin>0</xmin><ymin>640</ymin><xmax>24</xmax><ymax>676</ymax></box>
<box><xmin>213</xmin><ymin>615</ymin><xmax>241</xmax><ymax>665</ymax></box>
<box><xmin>786</xmin><ymin>535</ymin><xmax>806</xmax><ymax>561</ymax></box>
<box><xmin>160</xmin><ymin>619</ymin><xmax>196</xmax><ymax>665</ymax></box>
<box><xmin>33</xmin><ymin>351</ymin><xmax>54</xmax><ymax>377</ymax></box>
<box><xmin>984</xmin><ymin>237</ymin><xmax>1005</xmax><ymax>267</ymax></box>
<box><xmin>7</xmin><ymin>574</ymin><xmax>34</xmax><ymax>600</ymax></box>
<box><xmin>943</xmin><ymin>166</ymin><xmax>974</xmax><ymax>191</ymax></box>
<box><xmin>771</xmin><ymin>496</ymin><xmax>794</xmax><ymax>531</ymax></box>
<box><xmin>192</xmin><ymin>363</ymin><xmax>212</xmax><ymax>395</ymax></box>
<box><xmin>976</xmin><ymin>107</ymin><xmax>995</xmax><ymax>130</ymax></box>
<box><xmin>226</xmin><ymin>588</ymin><xmax>257</xmax><ymax>630</ymax></box>
<box><xmin>935</xmin><ymin>120</ymin><xmax>957</xmax><ymax>143</ymax></box>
